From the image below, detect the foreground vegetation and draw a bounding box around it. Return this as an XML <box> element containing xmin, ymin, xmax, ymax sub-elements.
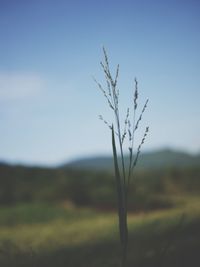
<box><xmin>0</xmin><ymin>195</ymin><xmax>199</xmax><ymax>267</ymax></box>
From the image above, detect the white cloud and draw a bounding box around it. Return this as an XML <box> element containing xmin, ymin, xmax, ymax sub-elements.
<box><xmin>0</xmin><ymin>72</ymin><xmax>45</xmax><ymax>101</ymax></box>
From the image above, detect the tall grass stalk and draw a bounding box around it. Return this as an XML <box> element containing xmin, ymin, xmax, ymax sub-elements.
<box><xmin>95</xmin><ymin>47</ymin><xmax>149</xmax><ymax>267</ymax></box>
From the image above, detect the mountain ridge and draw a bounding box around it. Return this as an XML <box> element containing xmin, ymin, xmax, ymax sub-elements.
<box><xmin>63</xmin><ymin>148</ymin><xmax>200</xmax><ymax>171</ymax></box>
<box><xmin>0</xmin><ymin>148</ymin><xmax>200</xmax><ymax>171</ymax></box>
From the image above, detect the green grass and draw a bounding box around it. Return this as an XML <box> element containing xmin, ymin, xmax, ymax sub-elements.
<box><xmin>0</xmin><ymin>203</ymin><xmax>97</xmax><ymax>226</ymax></box>
<box><xmin>0</xmin><ymin>196</ymin><xmax>200</xmax><ymax>267</ymax></box>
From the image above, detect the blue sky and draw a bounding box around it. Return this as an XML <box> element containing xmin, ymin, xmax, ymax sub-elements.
<box><xmin>0</xmin><ymin>0</ymin><xmax>200</xmax><ymax>165</ymax></box>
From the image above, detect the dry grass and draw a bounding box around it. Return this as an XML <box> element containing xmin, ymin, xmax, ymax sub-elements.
<box><xmin>95</xmin><ymin>47</ymin><xmax>149</xmax><ymax>266</ymax></box>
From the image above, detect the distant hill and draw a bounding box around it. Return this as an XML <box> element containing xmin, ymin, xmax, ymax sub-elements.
<box><xmin>63</xmin><ymin>149</ymin><xmax>200</xmax><ymax>171</ymax></box>
<box><xmin>0</xmin><ymin>150</ymin><xmax>200</xmax><ymax>207</ymax></box>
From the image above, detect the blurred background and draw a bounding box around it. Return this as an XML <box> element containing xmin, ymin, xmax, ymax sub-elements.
<box><xmin>0</xmin><ymin>1</ymin><xmax>200</xmax><ymax>266</ymax></box>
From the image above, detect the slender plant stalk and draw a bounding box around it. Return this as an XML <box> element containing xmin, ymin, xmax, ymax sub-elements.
<box><xmin>95</xmin><ymin>47</ymin><xmax>149</xmax><ymax>267</ymax></box>
<box><xmin>112</xmin><ymin>126</ymin><xmax>128</xmax><ymax>266</ymax></box>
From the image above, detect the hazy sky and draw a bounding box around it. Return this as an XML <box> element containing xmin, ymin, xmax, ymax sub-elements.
<box><xmin>0</xmin><ymin>0</ymin><xmax>200</xmax><ymax>165</ymax></box>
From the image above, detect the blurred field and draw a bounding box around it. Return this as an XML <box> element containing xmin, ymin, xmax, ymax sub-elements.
<box><xmin>0</xmin><ymin>196</ymin><xmax>199</xmax><ymax>267</ymax></box>
<box><xmin>0</xmin><ymin>163</ymin><xmax>200</xmax><ymax>266</ymax></box>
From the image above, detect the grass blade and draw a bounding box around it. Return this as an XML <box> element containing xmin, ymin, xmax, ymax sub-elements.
<box><xmin>112</xmin><ymin>126</ymin><xmax>127</xmax><ymax>246</ymax></box>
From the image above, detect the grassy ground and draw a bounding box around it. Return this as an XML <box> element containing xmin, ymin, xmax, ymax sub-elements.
<box><xmin>0</xmin><ymin>196</ymin><xmax>199</xmax><ymax>267</ymax></box>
